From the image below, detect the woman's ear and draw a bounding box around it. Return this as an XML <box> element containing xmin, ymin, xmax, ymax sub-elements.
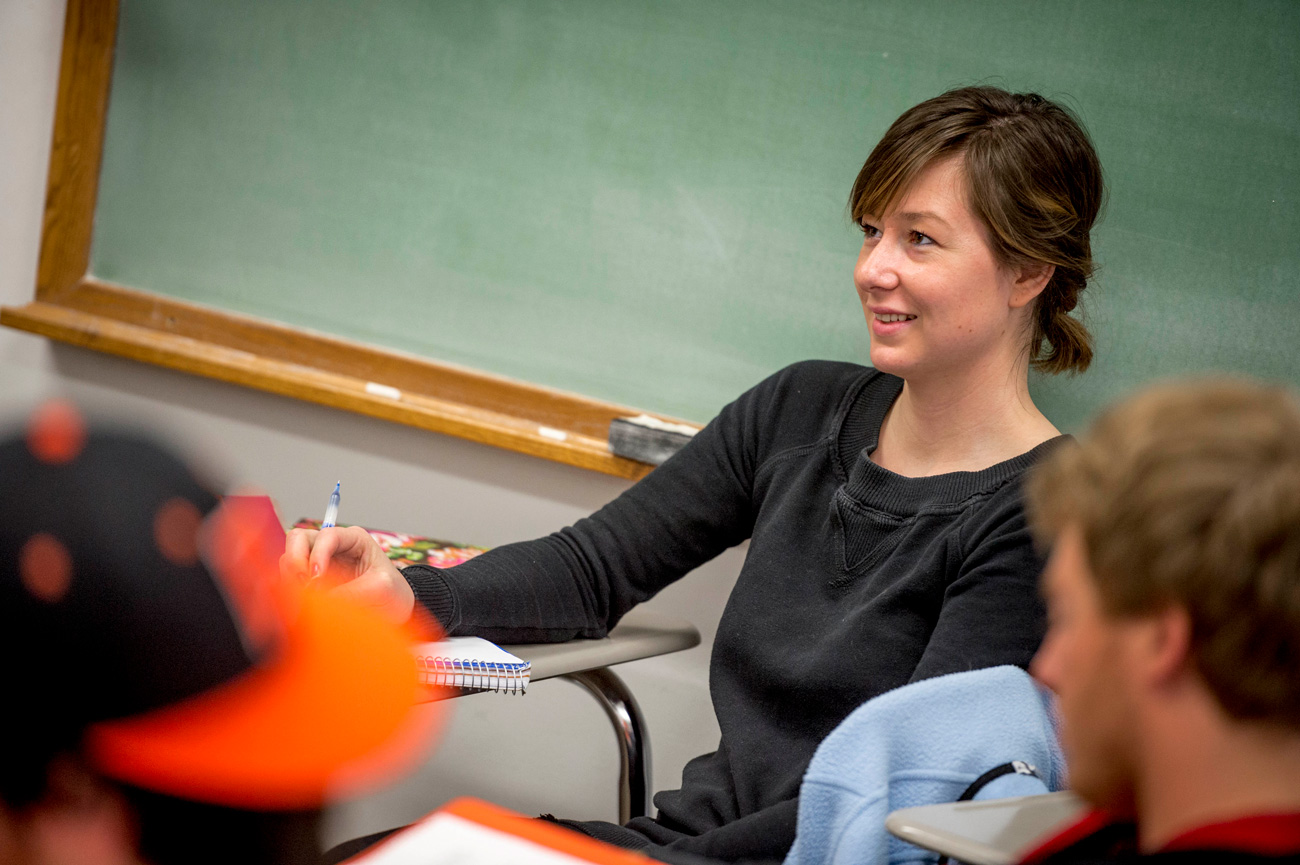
<box><xmin>1009</xmin><ymin>262</ymin><xmax>1055</xmax><ymax>309</ymax></box>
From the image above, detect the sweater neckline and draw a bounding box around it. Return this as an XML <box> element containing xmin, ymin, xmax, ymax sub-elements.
<box><xmin>837</xmin><ymin>371</ymin><xmax>1068</xmax><ymax>512</ymax></box>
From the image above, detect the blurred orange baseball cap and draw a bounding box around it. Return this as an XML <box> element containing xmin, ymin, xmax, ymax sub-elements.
<box><xmin>1</xmin><ymin>404</ymin><xmax>441</xmax><ymax>810</ymax></box>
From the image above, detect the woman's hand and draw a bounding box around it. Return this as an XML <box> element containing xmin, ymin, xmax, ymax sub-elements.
<box><xmin>281</xmin><ymin>525</ymin><xmax>416</xmax><ymax>624</ymax></box>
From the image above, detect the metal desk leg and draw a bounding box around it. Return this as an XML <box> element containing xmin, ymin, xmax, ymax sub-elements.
<box><xmin>560</xmin><ymin>667</ymin><xmax>652</xmax><ymax>824</ymax></box>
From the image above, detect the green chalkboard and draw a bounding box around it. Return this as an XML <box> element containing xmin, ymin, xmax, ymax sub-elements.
<box><xmin>90</xmin><ymin>0</ymin><xmax>1300</xmax><ymax>430</ymax></box>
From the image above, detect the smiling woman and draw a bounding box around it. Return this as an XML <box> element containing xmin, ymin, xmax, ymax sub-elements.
<box><xmin>852</xmin><ymin>88</ymin><xmax>1101</xmax><ymax>375</ymax></box>
<box><xmin>850</xmin><ymin>89</ymin><xmax>1103</xmax><ymax>477</ymax></box>
<box><xmin>292</xmin><ymin>86</ymin><xmax>1107</xmax><ymax>865</ymax></box>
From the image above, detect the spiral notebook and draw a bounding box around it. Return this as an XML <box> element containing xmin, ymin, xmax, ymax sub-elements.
<box><xmin>415</xmin><ymin>636</ymin><xmax>530</xmax><ymax>695</ymax></box>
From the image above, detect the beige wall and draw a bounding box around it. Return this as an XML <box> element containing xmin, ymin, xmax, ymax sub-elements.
<box><xmin>0</xmin><ymin>0</ymin><xmax>740</xmax><ymax>843</ymax></box>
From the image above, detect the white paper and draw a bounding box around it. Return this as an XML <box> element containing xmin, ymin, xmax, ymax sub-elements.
<box><xmin>353</xmin><ymin>812</ymin><xmax>592</xmax><ymax>864</ymax></box>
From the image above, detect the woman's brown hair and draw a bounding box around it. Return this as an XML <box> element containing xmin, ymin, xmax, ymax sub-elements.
<box><xmin>850</xmin><ymin>86</ymin><xmax>1104</xmax><ymax>374</ymax></box>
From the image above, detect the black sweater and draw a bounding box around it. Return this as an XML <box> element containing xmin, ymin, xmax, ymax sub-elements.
<box><xmin>403</xmin><ymin>361</ymin><xmax>1057</xmax><ymax>863</ymax></box>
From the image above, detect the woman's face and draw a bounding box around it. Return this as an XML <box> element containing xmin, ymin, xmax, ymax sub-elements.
<box><xmin>854</xmin><ymin>155</ymin><xmax>1045</xmax><ymax>385</ymax></box>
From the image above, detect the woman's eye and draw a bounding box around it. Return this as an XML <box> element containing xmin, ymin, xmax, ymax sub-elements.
<box><xmin>859</xmin><ymin>221</ymin><xmax>882</xmax><ymax>239</ymax></box>
<box><xmin>910</xmin><ymin>230</ymin><xmax>934</xmax><ymax>246</ymax></box>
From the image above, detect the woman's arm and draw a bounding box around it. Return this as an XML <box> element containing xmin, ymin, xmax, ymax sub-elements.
<box><xmin>285</xmin><ymin>364</ymin><xmax>842</xmax><ymax>642</ymax></box>
<box><xmin>401</xmin><ymin>378</ymin><xmax>776</xmax><ymax>643</ymax></box>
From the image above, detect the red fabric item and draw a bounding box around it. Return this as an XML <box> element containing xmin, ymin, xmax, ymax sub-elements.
<box><xmin>1161</xmin><ymin>813</ymin><xmax>1300</xmax><ymax>856</ymax></box>
<box><xmin>1019</xmin><ymin>810</ymin><xmax>1300</xmax><ymax>862</ymax></box>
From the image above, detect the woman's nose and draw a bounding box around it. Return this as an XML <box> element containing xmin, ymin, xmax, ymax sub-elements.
<box><xmin>855</xmin><ymin>239</ymin><xmax>901</xmax><ymax>293</ymax></box>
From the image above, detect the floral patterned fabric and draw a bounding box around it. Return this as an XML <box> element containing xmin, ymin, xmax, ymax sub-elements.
<box><xmin>292</xmin><ymin>519</ymin><xmax>486</xmax><ymax>569</ymax></box>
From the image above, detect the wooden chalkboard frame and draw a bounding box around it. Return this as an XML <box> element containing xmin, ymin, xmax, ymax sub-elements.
<box><xmin>1</xmin><ymin>0</ymin><xmax>688</xmax><ymax>480</ymax></box>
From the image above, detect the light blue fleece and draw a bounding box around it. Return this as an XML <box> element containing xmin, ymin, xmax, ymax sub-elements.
<box><xmin>784</xmin><ymin>665</ymin><xmax>1065</xmax><ymax>865</ymax></box>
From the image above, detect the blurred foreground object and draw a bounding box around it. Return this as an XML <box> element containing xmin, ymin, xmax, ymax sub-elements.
<box><xmin>0</xmin><ymin>401</ymin><xmax>441</xmax><ymax>865</ymax></box>
<box><xmin>350</xmin><ymin>798</ymin><xmax>651</xmax><ymax>864</ymax></box>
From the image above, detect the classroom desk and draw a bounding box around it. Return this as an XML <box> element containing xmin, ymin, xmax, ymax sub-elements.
<box><xmin>427</xmin><ymin>607</ymin><xmax>701</xmax><ymax>824</ymax></box>
<box><xmin>886</xmin><ymin>791</ymin><xmax>1086</xmax><ymax>865</ymax></box>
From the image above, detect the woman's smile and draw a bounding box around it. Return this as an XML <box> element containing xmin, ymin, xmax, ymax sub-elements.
<box><xmin>869</xmin><ymin>308</ymin><xmax>918</xmax><ymax>337</ymax></box>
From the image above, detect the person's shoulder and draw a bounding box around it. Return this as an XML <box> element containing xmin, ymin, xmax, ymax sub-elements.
<box><xmin>952</xmin><ymin>435</ymin><xmax>1072</xmax><ymax>555</ymax></box>
<box><xmin>1020</xmin><ymin>810</ymin><xmax>1300</xmax><ymax>864</ymax></box>
<box><xmin>771</xmin><ymin>358</ymin><xmax>881</xmax><ymax>384</ymax></box>
<box><xmin>1030</xmin><ymin>847</ymin><xmax>1299</xmax><ymax>864</ymax></box>
<box><xmin>744</xmin><ymin>360</ymin><xmax>885</xmax><ymax>431</ymax></box>
<box><xmin>971</xmin><ymin>433</ymin><xmax>1074</xmax><ymax>502</ymax></box>
<box><xmin>1143</xmin><ymin>853</ymin><xmax>1300</xmax><ymax>863</ymax></box>
<box><xmin>750</xmin><ymin>359</ymin><xmax>886</xmax><ymax>408</ymax></box>
<box><xmin>712</xmin><ymin>360</ymin><xmax>884</xmax><ymax>464</ymax></box>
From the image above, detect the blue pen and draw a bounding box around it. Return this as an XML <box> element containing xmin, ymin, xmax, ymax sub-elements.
<box><xmin>321</xmin><ymin>481</ymin><xmax>341</xmax><ymax>529</ymax></box>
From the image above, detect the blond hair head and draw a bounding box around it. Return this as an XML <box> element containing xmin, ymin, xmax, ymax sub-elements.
<box><xmin>1027</xmin><ymin>379</ymin><xmax>1300</xmax><ymax>727</ymax></box>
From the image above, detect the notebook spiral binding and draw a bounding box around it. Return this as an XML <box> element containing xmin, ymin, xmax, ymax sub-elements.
<box><xmin>417</xmin><ymin>656</ymin><xmax>528</xmax><ymax>694</ymax></box>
